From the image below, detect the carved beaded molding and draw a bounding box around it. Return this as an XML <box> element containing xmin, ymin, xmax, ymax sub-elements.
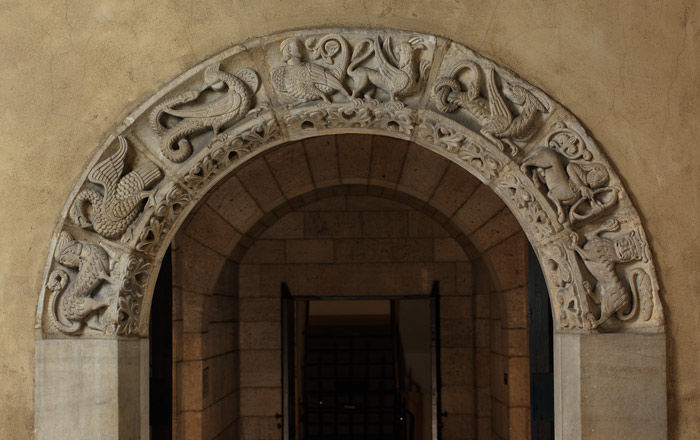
<box><xmin>36</xmin><ymin>28</ymin><xmax>663</xmax><ymax>338</ymax></box>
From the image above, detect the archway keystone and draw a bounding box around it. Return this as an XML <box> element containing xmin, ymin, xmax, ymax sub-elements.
<box><xmin>34</xmin><ymin>28</ymin><xmax>667</xmax><ymax>439</ymax></box>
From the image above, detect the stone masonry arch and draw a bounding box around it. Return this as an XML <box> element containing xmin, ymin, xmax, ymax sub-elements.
<box><xmin>34</xmin><ymin>28</ymin><xmax>667</xmax><ymax>439</ymax></box>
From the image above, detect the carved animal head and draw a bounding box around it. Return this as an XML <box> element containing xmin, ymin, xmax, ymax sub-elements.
<box><xmin>55</xmin><ymin>231</ymin><xmax>82</xmax><ymax>268</ymax></box>
<box><xmin>203</xmin><ymin>64</ymin><xmax>226</xmax><ymax>91</ymax></box>
<box><xmin>281</xmin><ymin>38</ymin><xmax>304</xmax><ymax>63</ymax></box>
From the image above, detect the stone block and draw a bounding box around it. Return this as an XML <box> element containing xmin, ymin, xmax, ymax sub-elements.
<box><xmin>442</xmin><ymin>413</ymin><xmax>476</xmax><ymax>440</ymax></box>
<box><xmin>455</xmin><ymin>262</ymin><xmax>474</xmax><ymax>296</ymax></box>
<box><xmin>286</xmin><ymin>239</ymin><xmax>334</xmax><ymax>263</ymax></box>
<box><xmin>239</xmin><ymin>298</ymin><xmax>280</xmax><ymax>322</ymax></box>
<box><xmin>508</xmin><ymin>406</ymin><xmax>530</xmax><ymax>440</ymax></box>
<box><xmin>490</xmin><ymin>353</ymin><xmax>508</xmax><ymax>404</ymax></box>
<box><xmin>408</xmin><ymin>210</ymin><xmax>450</xmax><ymax>238</ymax></box>
<box><xmin>347</xmin><ymin>195</ymin><xmax>410</xmax><ymax>211</ymax></box>
<box><xmin>430</xmin><ymin>163</ymin><xmax>481</xmax><ymax>217</ymax></box>
<box><xmin>441</xmin><ymin>296</ymin><xmax>473</xmax><ymax>319</ymax></box>
<box><xmin>442</xmin><ymin>385</ymin><xmax>475</xmax><ymax>415</ymax></box>
<box><xmin>441</xmin><ymin>318</ymin><xmax>473</xmax><ymax>348</ymax></box>
<box><xmin>239</xmin><ymin>350</ymin><xmax>281</xmax><ymax>388</ymax></box>
<box><xmin>468</xmin><ymin>208</ymin><xmax>521</xmax><ymax>253</ymax></box>
<box><xmin>207</xmin><ymin>175</ymin><xmax>263</xmax><ymax>232</ymax></box>
<box><xmin>181</xmin><ymin>291</ymin><xmax>208</xmax><ymax>332</ymax></box>
<box><xmin>238</xmin><ymin>264</ymin><xmax>260</xmax><ymax>297</ymax></box>
<box><xmin>264</xmin><ymin>143</ymin><xmax>312</xmax><ymax>199</ymax></box>
<box><xmin>337</xmin><ymin>134</ymin><xmax>372</xmax><ymax>183</ymax></box>
<box><xmin>180</xmin><ymin>360</ymin><xmax>205</xmax><ymax>410</ymax></box>
<box><xmin>303</xmin><ymin>211</ymin><xmax>362</xmax><ymax>237</ymax></box>
<box><xmin>491</xmin><ymin>398</ymin><xmax>509</xmax><ymax>439</ymax></box>
<box><xmin>240</xmin><ymin>416</ymin><xmax>280</xmax><ymax>440</ymax></box>
<box><xmin>483</xmin><ymin>234</ymin><xmax>528</xmax><ymax>292</ymax></box>
<box><xmin>369</xmin><ymin>136</ymin><xmax>409</xmax><ymax>186</ymax></box>
<box><xmin>239</xmin><ymin>387</ymin><xmax>281</xmax><ymax>416</ymax></box>
<box><xmin>239</xmin><ymin>321</ymin><xmax>281</xmax><ymax>350</ymax></box>
<box><xmin>241</xmin><ymin>239</ymin><xmax>285</xmax><ymax>264</ymax></box>
<box><xmin>334</xmin><ymin>238</ymin><xmax>433</xmax><ymax>263</ymax></box>
<box><xmin>362</xmin><ymin>211</ymin><xmax>409</xmax><ymax>237</ymax></box>
<box><xmin>441</xmin><ymin>347</ymin><xmax>474</xmax><ymax>385</ymax></box>
<box><xmin>508</xmin><ymin>356</ymin><xmax>530</xmax><ymax>407</ymax></box>
<box><xmin>452</xmin><ymin>184</ymin><xmax>504</xmax><ymax>235</ymax></box>
<box><xmin>506</xmin><ymin>328</ymin><xmax>529</xmax><ymax>356</ymax></box>
<box><xmin>475</xmin><ymin>318</ymin><xmax>490</xmax><ymax>348</ymax></box>
<box><xmin>303</xmin><ymin>136</ymin><xmax>340</xmax><ymax>187</ymax></box>
<box><xmin>184</xmin><ymin>203</ymin><xmax>242</xmax><ymax>256</ymax></box>
<box><xmin>182</xmin><ymin>411</ymin><xmax>203</xmax><ymax>440</ymax></box>
<box><xmin>501</xmin><ymin>287</ymin><xmax>529</xmax><ymax>329</ymax></box>
<box><xmin>435</xmin><ymin>237</ymin><xmax>469</xmax><ymax>262</ymax></box>
<box><xmin>236</xmin><ymin>155</ymin><xmax>286</xmax><ymax>211</ymax></box>
<box><xmin>477</xmin><ymin>387</ymin><xmax>491</xmax><ymax>417</ymax></box>
<box><xmin>260</xmin><ymin>212</ymin><xmax>304</xmax><ymax>239</ymax></box>
<box><xmin>397</xmin><ymin>143</ymin><xmax>450</xmax><ymax>199</ymax></box>
<box><xmin>173</xmin><ymin>234</ymin><xmax>229</xmax><ymax>294</ymax></box>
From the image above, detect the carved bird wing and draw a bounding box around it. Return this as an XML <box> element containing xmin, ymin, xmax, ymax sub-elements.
<box><xmin>307</xmin><ymin>64</ymin><xmax>347</xmax><ymax>94</ymax></box>
<box><xmin>485</xmin><ymin>68</ymin><xmax>512</xmax><ymax>124</ymax></box>
<box><xmin>88</xmin><ymin>137</ymin><xmax>128</xmax><ymax>199</ymax></box>
<box><xmin>373</xmin><ymin>36</ymin><xmax>405</xmax><ymax>90</ymax></box>
<box><xmin>114</xmin><ymin>163</ymin><xmax>161</xmax><ymax>202</ymax></box>
<box><xmin>165</xmin><ymin>92</ymin><xmax>243</xmax><ymax>119</ymax></box>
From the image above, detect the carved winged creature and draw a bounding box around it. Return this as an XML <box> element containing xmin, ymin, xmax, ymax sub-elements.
<box><xmin>150</xmin><ymin>64</ymin><xmax>260</xmax><ymax>162</ymax></box>
<box><xmin>271</xmin><ymin>35</ymin><xmax>351</xmax><ymax>103</ymax></box>
<box><xmin>70</xmin><ymin>136</ymin><xmax>161</xmax><ymax>240</ymax></box>
<box><xmin>46</xmin><ymin>232</ymin><xmax>114</xmax><ymax>334</ymax></box>
<box><xmin>433</xmin><ymin>61</ymin><xmax>548</xmax><ymax>155</ymax></box>
<box><xmin>348</xmin><ymin>36</ymin><xmax>429</xmax><ymax>105</ymax></box>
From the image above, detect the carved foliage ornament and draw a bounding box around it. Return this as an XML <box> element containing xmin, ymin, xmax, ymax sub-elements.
<box><xmin>39</xmin><ymin>28</ymin><xmax>662</xmax><ymax>337</ymax></box>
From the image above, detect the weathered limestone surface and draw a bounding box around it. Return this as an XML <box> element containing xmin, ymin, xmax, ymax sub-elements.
<box><xmin>0</xmin><ymin>1</ymin><xmax>697</xmax><ymax>438</ymax></box>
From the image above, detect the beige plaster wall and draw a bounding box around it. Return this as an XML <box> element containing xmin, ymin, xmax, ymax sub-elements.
<box><xmin>0</xmin><ymin>1</ymin><xmax>697</xmax><ymax>438</ymax></box>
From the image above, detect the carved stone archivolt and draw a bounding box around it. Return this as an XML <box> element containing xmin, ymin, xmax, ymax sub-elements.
<box><xmin>37</xmin><ymin>28</ymin><xmax>663</xmax><ymax>338</ymax></box>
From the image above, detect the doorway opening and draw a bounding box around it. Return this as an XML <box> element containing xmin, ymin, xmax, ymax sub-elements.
<box><xmin>281</xmin><ymin>284</ymin><xmax>442</xmax><ymax>440</ymax></box>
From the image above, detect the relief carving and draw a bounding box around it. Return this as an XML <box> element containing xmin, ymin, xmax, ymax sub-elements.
<box><xmin>45</xmin><ymin>232</ymin><xmax>117</xmax><ymax>334</ymax></box>
<box><xmin>498</xmin><ymin>174</ymin><xmax>555</xmax><ymax>239</ymax></box>
<box><xmin>69</xmin><ymin>136</ymin><xmax>162</xmax><ymax>240</ymax></box>
<box><xmin>433</xmin><ymin>61</ymin><xmax>549</xmax><ymax>156</ymax></box>
<box><xmin>114</xmin><ymin>256</ymin><xmax>151</xmax><ymax>336</ymax></box>
<box><xmin>271</xmin><ymin>33</ymin><xmax>429</xmax><ymax>107</ymax></box>
<box><xmin>541</xmin><ymin>242</ymin><xmax>588</xmax><ymax>329</ymax></box>
<box><xmin>347</xmin><ymin>36</ymin><xmax>429</xmax><ymax>106</ymax></box>
<box><xmin>183</xmin><ymin>119</ymin><xmax>281</xmax><ymax>191</ymax></box>
<box><xmin>135</xmin><ymin>183</ymin><xmax>191</xmax><ymax>254</ymax></box>
<box><xmin>271</xmin><ymin>35</ymin><xmax>352</xmax><ymax>103</ymax></box>
<box><xmin>569</xmin><ymin>218</ymin><xmax>653</xmax><ymax>327</ymax></box>
<box><xmin>150</xmin><ymin>64</ymin><xmax>260</xmax><ymax>163</ymax></box>
<box><xmin>521</xmin><ymin>146</ymin><xmax>618</xmax><ymax>225</ymax></box>
<box><xmin>284</xmin><ymin>101</ymin><xmax>417</xmax><ymax>135</ymax></box>
<box><xmin>416</xmin><ymin>119</ymin><xmax>503</xmax><ymax>180</ymax></box>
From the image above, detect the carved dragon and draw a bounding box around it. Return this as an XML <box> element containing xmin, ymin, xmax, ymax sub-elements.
<box><xmin>150</xmin><ymin>64</ymin><xmax>259</xmax><ymax>163</ymax></box>
<box><xmin>569</xmin><ymin>219</ymin><xmax>653</xmax><ymax>327</ymax></box>
<box><xmin>70</xmin><ymin>136</ymin><xmax>161</xmax><ymax>240</ymax></box>
<box><xmin>433</xmin><ymin>61</ymin><xmax>548</xmax><ymax>155</ymax></box>
<box><xmin>348</xmin><ymin>35</ymin><xmax>429</xmax><ymax>106</ymax></box>
<box><xmin>271</xmin><ymin>35</ymin><xmax>351</xmax><ymax>103</ymax></box>
<box><xmin>45</xmin><ymin>232</ymin><xmax>115</xmax><ymax>334</ymax></box>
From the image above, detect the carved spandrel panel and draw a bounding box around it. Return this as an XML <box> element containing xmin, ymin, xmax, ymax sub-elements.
<box><xmin>429</xmin><ymin>42</ymin><xmax>554</xmax><ymax>157</ymax></box>
<box><xmin>130</xmin><ymin>50</ymin><xmax>273</xmax><ymax>173</ymax></box>
<box><xmin>261</xmin><ymin>30</ymin><xmax>436</xmax><ymax>110</ymax></box>
<box><xmin>66</xmin><ymin>136</ymin><xmax>163</xmax><ymax>243</ymax></box>
<box><xmin>41</xmin><ymin>228</ymin><xmax>153</xmax><ymax>337</ymax></box>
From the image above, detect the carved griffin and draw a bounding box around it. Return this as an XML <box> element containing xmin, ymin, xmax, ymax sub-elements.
<box><xmin>271</xmin><ymin>35</ymin><xmax>351</xmax><ymax>103</ymax></box>
<box><xmin>70</xmin><ymin>136</ymin><xmax>161</xmax><ymax>240</ymax></box>
<box><xmin>150</xmin><ymin>64</ymin><xmax>260</xmax><ymax>163</ymax></box>
<box><xmin>433</xmin><ymin>61</ymin><xmax>548</xmax><ymax>155</ymax></box>
<box><xmin>348</xmin><ymin>35</ymin><xmax>429</xmax><ymax>105</ymax></box>
<box><xmin>46</xmin><ymin>232</ymin><xmax>115</xmax><ymax>334</ymax></box>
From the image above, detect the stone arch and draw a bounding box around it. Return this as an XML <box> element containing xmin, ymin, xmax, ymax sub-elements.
<box><xmin>34</xmin><ymin>28</ymin><xmax>667</xmax><ymax>439</ymax></box>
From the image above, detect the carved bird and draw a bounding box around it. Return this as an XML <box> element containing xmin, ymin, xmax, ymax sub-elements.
<box><xmin>271</xmin><ymin>37</ymin><xmax>351</xmax><ymax>103</ymax></box>
<box><xmin>70</xmin><ymin>136</ymin><xmax>162</xmax><ymax>240</ymax></box>
<box><xmin>46</xmin><ymin>232</ymin><xmax>113</xmax><ymax>334</ymax></box>
<box><xmin>348</xmin><ymin>36</ymin><xmax>429</xmax><ymax>103</ymax></box>
<box><xmin>150</xmin><ymin>64</ymin><xmax>260</xmax><ymax>162</ymax></box>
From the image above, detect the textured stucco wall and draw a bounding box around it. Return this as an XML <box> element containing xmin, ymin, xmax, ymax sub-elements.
<box><xmin>0</xmin><ymin>1</ymin><xmax>697</xmax><ymax>438</ymax></box>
